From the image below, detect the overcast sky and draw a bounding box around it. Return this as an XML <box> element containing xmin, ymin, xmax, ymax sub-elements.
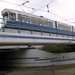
<box><xmin>0</xmin><ymin>0</ymin><xmax>75</xmax><ymax>26</ymax></box>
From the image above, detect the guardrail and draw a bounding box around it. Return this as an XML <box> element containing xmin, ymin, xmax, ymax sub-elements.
<box><xmin>0</xmin><ymin>18</ymin><xmax>74</xmax><ymax>36</ymax></box>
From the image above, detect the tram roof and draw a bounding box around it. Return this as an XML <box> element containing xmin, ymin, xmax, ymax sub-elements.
<box><xmin>1</xmin><ymin>8</ymin><xmax>55</xmax><ymax>22</ymax></box>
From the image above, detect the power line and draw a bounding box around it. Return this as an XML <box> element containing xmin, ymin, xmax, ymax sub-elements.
<box><xmin>47</xmin><ymin>2</ymin><xmax>75</xmax><ymax>24</ymax></box>
<box><xmin>52</xmin><ymin>5</ymin><xmax>75</xmax><ymax>20</ymax></box>
<box><xmin>0</xmin><ymin>0</ymin><xmax>67</xmax><ymax>18</ymax></box>
<box><xmin>28</xmin><ymin>0</ymin><xmax>66</xmax><ymax>21</ymax></box>
<box><xmin>0</xmin><ymin>0</ymin><xmax>75</xmax><ymax>24</ymax></box>
<box><xmin>37</xmin><ymin>0</ymin><xmax>54</xmax><ymax>10</ymax></box>
<box><xmin>19</xmin><ymin>6</ymin><xmax>26</xmax><ymax>13</ymax></box>
<box><xmin>31</xmin><ymin>0</ymin><xmax>54</xmax><ymax>13</ymax></box>
<box><xmin>17</xmin><ymin>1</ymin><xmax>31</xmax><ymax>13</ymax></box>
<box><xmin>1</xmin><ymin>0</ymin><xmax>73</xmax><ymax>19</ymax></box>
<box><xmin>29</xmin><ymin>1</ymin><xmax>75</xmax><ymax>24</ymax></box>
<box><xmin>27</xmin><ymin>0</ymin><xmax>74</xmax><ymax>24</ymax></box>
<box><xmin>0</xmin><ymin>0</ymin><xmax>19</xmax><ymax>5</ymax></box>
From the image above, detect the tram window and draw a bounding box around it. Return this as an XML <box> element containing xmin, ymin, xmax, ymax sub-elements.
<box><xmin>58</xmin><ymin>24</ymin><xmax>65</xmax><ymax>30</ymax></box>
<box><xmin>22</xmin><ymin>15</ymin><xmax>30</xmax><ymax>23</ymax></box>
<box><xmin>38</xmin><ymin>19</ymin><xmax>43</xmax><ymax>25</ymax></box>
<box><xmin>31</xmin><ymin>17</ymin><xmax>37</xmax><ymax>24</ymax></box>
<box><xmin>9</xmin><ymin>12</ymin><xmax>16</xmax><ymax>20</ymax></box>
<box><xmin>22</xmin><ymin>15</ymin><xmax>26</xmax><ymax>22</ymax></box>
<box><xmin>43</xmin><ymin>20</ymin><xmax>48</xmax><ymax>27</ymax></box>
<box><xmin>66</xmin><ymin>26</ymin><xmax>71</xmax><ymax>31</ymax></box>
<box><xmin>58</xmin><ymin>24</ymin><xmax>71</xmax><ymax>31</ymax></box>
<box><xmin>49</xmin><ymin>21</ymin><xmax>53</xmax><ymax>28</ymax></box>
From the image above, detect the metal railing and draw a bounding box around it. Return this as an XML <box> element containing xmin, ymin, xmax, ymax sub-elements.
<box><xmin>0</xmin><ymin>18</ymin><xmax>74</xmax><ymax>36</ymax></box>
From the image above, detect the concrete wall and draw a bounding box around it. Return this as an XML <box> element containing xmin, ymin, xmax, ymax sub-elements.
<box><xmin>1</xmin><ymin>49</ymin><xmax>75</xmax><ymax>67</ymax></box>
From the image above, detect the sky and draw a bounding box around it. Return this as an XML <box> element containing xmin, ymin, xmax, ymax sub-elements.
<box><xmin>0</xmin><ymin>0</ymin><xmax>75</xmax><ymax>26</ymax></box>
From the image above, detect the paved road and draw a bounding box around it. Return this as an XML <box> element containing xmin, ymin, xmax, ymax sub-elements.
<box><xmin>1</xmin><ymin>64</ymin><xmax>75</xmax><ymax>75</ymax></box>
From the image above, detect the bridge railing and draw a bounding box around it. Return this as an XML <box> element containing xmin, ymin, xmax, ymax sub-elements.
<box><xmin>0</xmin><ymin>18</ymin><xmax>74</xmax><ymax>36</ymax></box>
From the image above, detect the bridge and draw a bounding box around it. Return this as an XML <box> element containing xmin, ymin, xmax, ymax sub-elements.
<box><xmin>0</xmin><ymin>18</ymin><xmax>75</xmax><ymax>47</ymax></box>
<box><xmin>0</xmin><ymin>18</ymin><xmax>75</xmax><ymax>67</ymax></box>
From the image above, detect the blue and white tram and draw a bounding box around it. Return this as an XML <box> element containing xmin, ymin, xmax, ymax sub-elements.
<box><xmin>0</xmin><ymin>8</ymin><xmax>75</xmax><ymax>46</ymax></box>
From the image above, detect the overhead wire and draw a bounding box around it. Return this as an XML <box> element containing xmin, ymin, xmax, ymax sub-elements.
<box><xmin>36</xmin><ymin>0</ymin><xmax>54</xmax><ymax>10</ymax></box>
<box><xmin>19</xmin><ymin>6</ymin><xmax>26</xmax><ymax>13</ymax></box>
<box><xmin>0</xmin><ymin>0</ymin><xmax>19</xmax><ymax>5</ymax></box>
<box><xmin>30</xmin><ymin>0</ymin><xmax>54</xmax><ymax>14</ymax></box>
<box><xmin>28</xmin><ymin>0</ymin><xmax>66</xmax><ymax>20</ymax></box>
<box><xmin>52</xmin><ymin>6</ymin><xmax>75</xmax><ymax>22</ymax></box>
<box><xmin>20</xmin><ymin>1</ymin><xmax>32</xmax><ymax>13</ymax></box>
<box><xmin>28</xmin><ymin>0</ymin><xmax>74</xmax><ymax>24</ymax></box>
<box><xmin>29</xmin><ymin>2</ymin><xmax>74</xmax><ymax>24</ymax></box>
<box><xmin>28</xmin><ymin>1</ymin><xmax>75</xmax><ymax>24</ymax></box>
<box><xmin>55</xmin><ymin>6</ymin><xmax>75</xmax><ymax>17</ymax></box>
<box><xmin>0</xmin><ymin>0</ymin><xmax>75</xmax><ymax>24</ymax></box>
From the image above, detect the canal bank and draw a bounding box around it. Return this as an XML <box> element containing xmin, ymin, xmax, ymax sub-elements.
<box><xmin>1</xmin><ymin>48</ymin><xmax>75</xmax><ymax>67</ymax></box>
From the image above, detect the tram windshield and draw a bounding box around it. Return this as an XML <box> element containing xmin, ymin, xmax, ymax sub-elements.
<box><xmin>3</xmin><ymin>12</ymin><xmax>8</xmax><ymax>19</ymax></box>
<box><xmin>9</xmin><ymin>12</ymin><xmax>16</xmax><ymax>20</ymax></box>
<box><xmin>2</xmin><ymin>12</ymin><xmax>16</xmax><ymax>20</ymax></box>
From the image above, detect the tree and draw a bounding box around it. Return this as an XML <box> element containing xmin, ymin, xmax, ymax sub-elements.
<box><xmin>42</xmin><ymin>44</ymin><xmax>75</xmax><ymax>53</ymax></box>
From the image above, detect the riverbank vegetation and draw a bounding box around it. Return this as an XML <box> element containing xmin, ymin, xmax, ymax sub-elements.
<box><xmin>42</xmin><ymin>44</ymin><xmax>75</xmax><ymax>53</ymax></box>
